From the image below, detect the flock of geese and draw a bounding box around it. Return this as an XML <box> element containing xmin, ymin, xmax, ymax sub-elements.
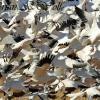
<box><xmin>0</xmin><ymin>0</ymin><xmax>100</xmax><ymax>100</ymax></box>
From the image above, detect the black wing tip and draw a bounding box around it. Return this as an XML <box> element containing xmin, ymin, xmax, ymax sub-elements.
<box><xmin>49</xmin><ymin>39</ymin><xmax>58</xmax><ymax>48</ymax></box>
<box><xmin>3</xmin><ymin>64</ymin><xmax>14</xmax><ymax>73</ymax></box>
<box><xmin>37</xmin><ymin>53</ymin><xmax>55</xmax><ymax>67</ymax></box>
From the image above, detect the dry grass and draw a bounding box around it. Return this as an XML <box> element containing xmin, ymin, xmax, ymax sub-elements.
<box><xmin>0</xmin><ymin>72</ymin><xmax>100</xmax><ymax>100</ymax></box>
<box><xmin>0</xmin><ymin>77</ymin><xmax>100</xmax><ymax>100</ymax></box>
<box><xmin>0</xmin><ymin>90</ymin><xmax>100</xmax><ymax>100</ymax></box>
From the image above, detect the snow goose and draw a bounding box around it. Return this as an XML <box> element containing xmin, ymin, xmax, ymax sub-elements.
<box><xmin>51</xmin><ymin>51</ymin><xmax>87</xmax><ymax>71</ymax></box>
<box><xmin>0</xmin><ymin>24</ymin><xmax>17</xmax><ymax>42</ymax></box>
<box><xmin>10</xmin><ymin>19</ymin><xmax>29</xmax><ymax>36</ymax></box>
<box><xmin>66</xmin><ymin>90</ymin><xmax>85</xmax><ymax>100</ymax></box>
<box><xmin>24</xmin><ymin>54</ymin><xmax>56</xmax><ymax>85</ymax></box>
<box><xmin>91</xmin><ymin>0</ymin><xmax>100</xmax><ymax>11</ymax></box>
<box><xmin>23</xmin><ymin>48</ymin><xmax>40</xmax><ymax>75</ymax></box>
<box><xmin>0</xmin><ymin>76</ymin><xmax>27</xmax><ymax>98</ymax></box>
<box><xmin>8</xmin><ymin>38</ymin><xmax>33</xmax><ymax>62</ymax></box>
<box><xmin>26</xmin><ymin>11</ymin><xmax>48</xmax><ymax>36</ymax></box>
<box><xmin>74</xmin><ymin>65</ymin><xmax>100</xmax><ymax>84</ymax></box>
<box><xmin>85</xmin><ymin>86</ymin><xmax>100</xmax><ymax>100</ymax></box>
<box><xmin>29</xmin><ymin>31</ymin><xmax>57</xmax><ymax>55</ymax></box>
<box><xmin>48</xmin><ymin>7</ymin><xmax>69</xmax><ymax>26</ymax></box>
<box><xmin>8</xmin><ymin>11</ymin><xmax>28</xmax><ymax>33</ymax></box>
<box><xmin>51</xmin><ymin>31</ymin><xmax>80</xmax><ymax>55</ymax></box>
<box><xmin>80</xmin><ymin>13</ymin><xmax>100</xmax><ymax>46</ymax></box>
<box><xmin>54</xmin><ymin>78</ymin><xmax>88</xmax><ymax>91</ymax></box>
<box><xmin>24</xmin><ymin>7</ymin><xmax>40</xmax><ymax>24</ymax></box>
<box><xmin>76</xmin><ymin>45</ymin><xmax>96</xmax><ymax>62</ymax></box>
<box><xmin>12</xmin><ymin>38</ymin><xmax>33</xmax><ymax>50</ymax></box>
<box><xmin>75</xmin><ymin>5</ymin><xmax>94</xmax><ymax>27</ymax></box>
<box><xmin>52</xmin><ymin>17</ymin><xmax>78</xmax><ymax>31</ymax></box>
<box><xmin>51</xmin><ymin>36</ymin><xmax>87</xmax><ymax>69</ymax></box>
<box><xmin>87</xmin><ymin>13</ymin><xmax>100</xmax><ymax>44</ymax></box>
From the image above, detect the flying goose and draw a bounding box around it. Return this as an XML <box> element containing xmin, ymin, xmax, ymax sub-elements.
<box><xmin>0</xmin><ymin>24</ymin><xmax>17</xmax><ymax>42</ymax></box>
<box><xmin>0</xmin><ymin>76</ymin><xmax>27</xmax><ymax>98</ymax></box>
<box><xmin>53</xmin><ymin>78</ymin><xmax>88</xmax><ymax>91</ymax></box>
<box><xmin>24</xmin><ymin>54</ymin><xmax>56</xmax><ymax>85</ymax></box>
<box><xmin>85</xmin><ymin>86</ymin><xmax>100</xmax><ymax>100</ymax></box>
<box><xmin>66</xmin><ymin>90</ymin><xmax>85</xmax><ymax>100</ymax></box>
<box><xmin>91</xmin><ymin>0</ymin><xmax>100</xmax><ymax>11</ymax></box>
<box><xmin>23</xmin><ymin>48</ymin><xmax>41</xmax><ymax>75</ymax></box>
<box><xmin>7</xmin><ymin>38</ymin><xmax>33</xmax><ymax>62</ymax></box>
<box><xmin>86</xmin><ymin>13</ymin><xmax>100</xmax><ymax>44</ymax></box>
<box><xmin>75</xmin><ymin>5</ymin><xmax>93</xmax><ymax>27</ymax></box>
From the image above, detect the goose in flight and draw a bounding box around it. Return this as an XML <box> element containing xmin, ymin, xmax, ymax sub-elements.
<box><xmin>24</xmin><ymin>53</ymin><xmax>56</xmax><ymax>85</ymax></box>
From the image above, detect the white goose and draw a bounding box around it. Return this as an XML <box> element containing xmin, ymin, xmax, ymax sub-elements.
<box><xmin>67</xmin><ymin>86</ymin><xmax>100</xmax><ymax>100</ymax></box>
<box><xmin>75</xmin><ymin>4</ymin><xmax>94</xmax><ymax>28</ymax></box>
<box><xmin>76</xmin><ymin>45</ymin><xmax>96</xmax><ymax>62</ymax></box>
<box><xmin>51</xmin><ymin>31</ymin><xmax>86</xmax><ymax>69</ymax></box>
<box><xmin>0</xmin><ymin>24</ymin><xmax>17</xmax><ymax>42</ymax></box>
<box><xmin>82</xmin><ymin>13</ymin><xmax>100</xmax><ymax>45</ymax></box>
<box><xmin>51</xmin><ymin>53</ymin><xmax>86</xmax><ymax>69</ymax></box>
<box><xmin>66</xmin><ymin>90</ymin><xmax>85</xmax><ymax>100</ymax></box>
<box><xmin>23</xmin><ymin>48</ymin><xmax>40</xmax><ymax>75</ymax></box>
<box><xmin>85</xmin><ymin>86</ymin><xmax>100</xmax><ymax>100</ymax></box>
<box><xmin>52</xmin><ymin>78</ymin><xmax>86</xmax><ymax>91</ymax></box>
<box><xmin>0</xmin><ymin>76</ymin><xmax>27</xmax><ymax>96</ymax></box>
<box><xmin>91</xmin><ymin>0</ymin><xmax>100</xmax><ymax>11</ymax></box>
<box><xmin>8</xmin><ymin>11</ymin><xmax>28</xmax><ymax>35</ymax></box>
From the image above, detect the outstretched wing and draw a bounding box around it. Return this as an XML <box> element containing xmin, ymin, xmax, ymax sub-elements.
<box><xmin>37</xmin><ymin>53</ymin><xmax>55</xmax><ymax>67</ymax></box>
<box><xmin>75</xmin><ymin>6</ymin><xmax>87</xmax><ymax>22</ymax></box>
